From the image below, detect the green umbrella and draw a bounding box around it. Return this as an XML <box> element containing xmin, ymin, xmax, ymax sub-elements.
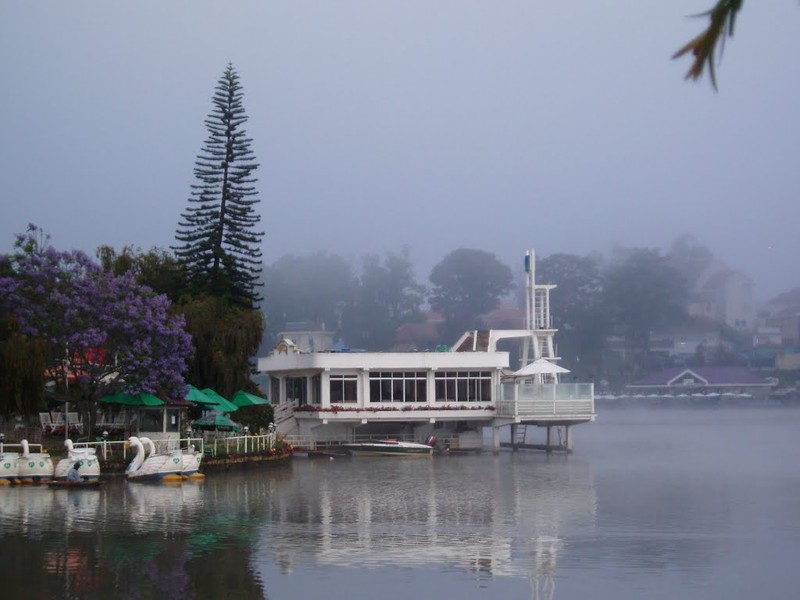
<box><xmin>191</xmin><ymin>413</ymin><xmax>242</xmax><ymax>432</ymax></box>
<box><xmin>200</xmin><ymin>388</ymin><xmax>239</xmax><ymax>413</ymax></box>
<box><xmin>231</xmin><ymin>390</ymin><xmax>270</xmax><ymax>407</ymax></box>
<box><xmin>99</xmin><ymin>392</ymin><xmax>164</xmax><ymax>406</ymax></box>
<box><xmin>184</xmin><ymin>385</ymin><xmax>218</xmax><ymax>406</ymax></box>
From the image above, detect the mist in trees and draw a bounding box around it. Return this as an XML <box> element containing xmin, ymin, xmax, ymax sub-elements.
<box><xmin>340</xmin><ymin>248</ymin><xmax>426</xmax><ymax>350</ymax></box>
<box><xmin>429</xmin><ymin>249</ymin><xmax>514</xmax><ymax>343</ymax></box>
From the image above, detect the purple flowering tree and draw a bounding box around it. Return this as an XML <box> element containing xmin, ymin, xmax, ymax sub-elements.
<box><xmin>0</xmin><ymin>226</ymin><xmax>193</xmax><ymax>436</ymax></box>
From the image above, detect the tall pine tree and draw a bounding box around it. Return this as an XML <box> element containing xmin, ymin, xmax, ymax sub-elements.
<box><xmin>174</xmin><ymin>63</ymin><xmax>264</xmax><ymax>308</ymax></box>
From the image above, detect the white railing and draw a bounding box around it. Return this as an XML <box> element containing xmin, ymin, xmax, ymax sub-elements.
<box><xmin>201</xmin><ymin>433</ymin><xmax>278</xmax><ymax>457</ymax></box>
<box><xmin>67</xmin><ymin>434</ymin><xmax>279</xmax><ymax>461</ymax></box>
<box><xmin>496</xmin><ymin>382</ymin><xmax>595</xmax><ymax>419</ymax></box>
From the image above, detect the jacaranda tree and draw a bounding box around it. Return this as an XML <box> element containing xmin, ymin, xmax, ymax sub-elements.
<box><xmin>173</xmin><ymin>63</ymin><xmax>264</xmax><ymax>308</ymax></box>
<box><xmin>0</xmin><ymin>226</ymin><xmax>193</xmax><ymax>435</ymax></box>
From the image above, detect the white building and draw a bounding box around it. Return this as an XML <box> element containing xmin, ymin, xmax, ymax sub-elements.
<box><xmin>257</xmin><ymin>250</ymin><xmax>596</xmax><ymax>452</ymax></box>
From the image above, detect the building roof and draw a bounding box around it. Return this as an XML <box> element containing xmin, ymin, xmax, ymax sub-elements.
<box><xmin>630</xmin><ymin>366</ymin><xmax>770</xmax><ymax>387</ymax></box>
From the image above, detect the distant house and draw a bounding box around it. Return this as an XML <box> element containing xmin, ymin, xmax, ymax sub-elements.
<box><xmin>392</xmin><ymin>312</ymin><xmax>444</xmax><ymax>351</ymax></box>
<box><xmin>481</xmin><ymin>305</ymin><xmax>525</xmax><ymax>330</ymax></box>
<box><xmin>627</xmin><ymin>366</ymin><xmax>772</xmax><ymax>400</ymax></box>
<box><xmin>693</xmin><ymin>269</ymin><xmax>755</xmax><ymax>331</ymax></box>
<box><xmin>763</xmin><ymin>288</ymin><xmax>800</xmax><ymax>347</ymax></box>
<box><xmin>650</xmin><ymin>322</ymin><xmax>729</xmax><ymax>362</ymax></box>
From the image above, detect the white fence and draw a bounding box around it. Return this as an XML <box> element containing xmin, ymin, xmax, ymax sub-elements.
<box><xmin>496</xmin><ymin>382</ymin><xmax>595</xmax><ymax>419</ymax></box>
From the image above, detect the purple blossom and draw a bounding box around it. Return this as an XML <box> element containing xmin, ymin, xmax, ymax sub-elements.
<box><xmin>0</xmin><ymin>229</ymin><xmax>193</xmax><ymax>403</ymax></box>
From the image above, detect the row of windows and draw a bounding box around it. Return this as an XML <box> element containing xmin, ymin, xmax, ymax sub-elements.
<box><xmin>283</xmin><ymin>371</ymin><xmax>494</xmax><ymax>404</ymax></box>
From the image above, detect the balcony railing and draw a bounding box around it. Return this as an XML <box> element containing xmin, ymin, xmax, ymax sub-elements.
<box><xmin>496</xmin><ymin>382</ymin><xmax>595</xmax><ymax>419</ymax></box>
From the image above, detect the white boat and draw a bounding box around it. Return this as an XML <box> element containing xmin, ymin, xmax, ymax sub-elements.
<box><xmin>181</xmin><ymin>445</ymin><xmax>204</xmax><ymax>479</ymax></box>
<box><xmin>341</xmin><ymin>439</ymin><xmax>435</xmax><ymax>457</ymax></box>
<box><xmin>0</xmin><ymin>451</ymin><xmax>20</xmax><ymax>484</ymax></box>
<box><xmin>54</xmin><ymin>439</ymin><xmax>101</xmax><ymax>481</ymax></box>
<box><xmin>17</xmin><ymin>439</ymin><xmax>55</xmax><ymax>482</ymax></box>
<box><xmin>126</xmin><ymin>436</ymin><xmax>184</xmax><ymax>482</ymax></box>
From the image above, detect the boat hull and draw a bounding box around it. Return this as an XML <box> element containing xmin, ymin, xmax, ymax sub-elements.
<box><xmin>48</xmin><ymin>479</ymin><xmax>103</xmax><ymax>489</ymax></box>
<box><xmin>341</xmin><ymin>441</ymin><xmax>433</xmax><ymax>457</ymax></box>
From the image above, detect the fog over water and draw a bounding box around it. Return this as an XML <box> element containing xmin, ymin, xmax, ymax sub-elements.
<box><xmin>1</xmin><ymin>405</ymin><xmax>799</xmax><ymax>599</ymax></box>
<box><xmin>1</xmin><ymin>2</ymin><xmax>799</xmax><ymax>300</ymax></box>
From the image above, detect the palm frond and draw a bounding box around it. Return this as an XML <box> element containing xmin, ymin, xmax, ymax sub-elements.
<box><xmin>673</xmin><ymin>0</ymin><xmax>744</xmax><ymax>90</ymax></box>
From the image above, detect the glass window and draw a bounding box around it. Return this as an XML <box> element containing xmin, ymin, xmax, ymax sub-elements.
<box><xmin>329</xmin><ymin>374</ymin><xmax>358</xmax><ymax>404</ymax></box>
<box><xmin>368</xmin><ymin>371</ymin><xmax>428</xmax><ymax>403</ymax></box>
<box><xmin>433</xmin><ymin>371</ymin><xmax>492</xmax><ymax>402</ymax></box>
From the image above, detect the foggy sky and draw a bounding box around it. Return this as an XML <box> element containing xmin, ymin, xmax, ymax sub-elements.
<box><xmin>1</xmin><ymin>1</ymin><xmax>798</xmax><ymax>302</ymax></box>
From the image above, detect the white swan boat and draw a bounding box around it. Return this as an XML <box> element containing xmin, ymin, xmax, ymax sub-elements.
<box><xmin>54</xmin><ymin>439</ymin><xmax>101</xmax><ymax>481</ymax></box>
<box><xmin>341</xmin><ymin>438</ymin><xmax>435</xmax><ymax>457</ymax></box>
<box><xmin>0</xmin><ymin>450</ymin><xmax>20</xmax><ymax>485</ymax></box>
<box><xmin>17</xmin><ymin>439</ymin><xmax>55</xmax><ymax>483</ymax></box>
<box><xmin>181</xmin><ymin>445</ymin><xmax>204</xmax><ymax>479</ymax></box>
<box><xmin>126</xmin><ymin>436</ymin><xmax>184</xmax><ymax>482</ymax></box>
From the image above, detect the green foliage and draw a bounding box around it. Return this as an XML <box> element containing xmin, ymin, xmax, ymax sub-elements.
<box><xmin>180</xmin><ymin>295</ymin><xmax>264</xmax><ymax>395</ymax></box>
<box><xmin>673</xmin><ymin>0</ymin><xmax>745</xmax><ymax>90</ymax></box>
<box><xmin>174</xmin><ymin>63</ymin><xmax>264</xmax><ymax>308</ymax></box>
<box><xmin>0</xmin><ymin>323</ymin><xmax>49</xmax><ymax>415</ymax></box>
<box><xmin>429</xmin><ymin>248</ymin><xmax>514</xmax><ymax>343</ymax></box>
<box><xmin>97</xmin><ymin>245</ymin><xmax>188</xmax><ymax>302</ymax></box>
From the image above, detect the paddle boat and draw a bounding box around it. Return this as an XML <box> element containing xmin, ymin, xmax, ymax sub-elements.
<box><xmin>17</xmin><ymin>439</ymin><xmax>55</xmax><ymax>483</ymax></box>
<box><xmin>181</xmin><ymin>444</ymin><xmax>205</xmax><ymax>479</ymax></box>
<box><xmin>54</xmin><ymin>439</ymin><xmax>101</xmax><ymax>481</ymax></box>
<box><xmin>126</xmin><ymin>436</ymin><xmax>184</xmax><ymax>482</ymax></box>
<box><xmin>341</xmin><ymin>437</ymin><xmax>436</xmax><ymax>457</ymax></box>
<box><xmin>0</xmin><ymin>449</ymin><xmax>19</xmax><ymax>485</ymax></box>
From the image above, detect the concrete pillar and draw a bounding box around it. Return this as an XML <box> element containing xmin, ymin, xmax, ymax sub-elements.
<box><xmin>565</xmin><ymin>425</ymin><xmax>574</xmax><ymax>453</ymax></box>
<box><xmin>492</xmin><ymin>426</ymin><xmax>500</xmax><ymax>454</ymax></box>
<box><xmin>545</xmin><ymin>425</ymin><xmax>552</xmax><ymax>453</ymax></box>
<box><xmin>510</xmin><ymin>423</ymin><xmax>518</xmax><ymax>451</ymax></box>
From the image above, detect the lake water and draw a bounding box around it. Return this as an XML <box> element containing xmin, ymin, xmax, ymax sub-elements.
<box><xmin>2</xmin><ymin>406</ymin><xmax>799</xmax><ymax>599</ymax></box>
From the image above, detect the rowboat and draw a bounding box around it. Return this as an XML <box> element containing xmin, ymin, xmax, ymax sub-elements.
<box><xmin>48</xmin><ymin>479</ymin><xmax>103</xmax><ymax>489</ymax></box>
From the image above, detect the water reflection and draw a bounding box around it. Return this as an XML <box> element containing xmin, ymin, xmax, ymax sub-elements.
<box><xmin>5</xmin><ymin>410</ymin><xmax>797</xmax><ymax>599</ymax></box>
<box><xmin>0</xmin><ymin>455</ymin><xmax>596</xmax><ymax>599</ymax></box>
<box><xmin>257</xmin><ymin>454</ymin><xmax>597</xmax><ymax>599</ymax></box>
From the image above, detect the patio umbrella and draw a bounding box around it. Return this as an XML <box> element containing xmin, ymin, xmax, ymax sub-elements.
<box><xmin>191</xmin><ymin>413</ymin><xmax>242</xmax><ymax>432</ymax></box>
<box><xmin>99</xmin><ymin>392</ymin><xmax>164</xmax><ymax>407</ymax></box>
<box><xmin>183</xmin><ymin>385</ymin><xmax>218</xmax><ymax>406</ymax></box>
<box><xmin>512</xmin><ymin>358</ymin><xmax>571</xmax><ymax>377</ymax></box>
<box><xmin>231</xmin><ymin>390</ymin><xmax>270</xmax><ymax>408</ymax></box>
<box><xmin>200</xmin><ymin>388</ymin><xmax>239</xmax><ymax>413</ymax></box>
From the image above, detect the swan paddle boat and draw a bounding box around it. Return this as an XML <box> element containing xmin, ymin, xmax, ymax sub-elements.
<box><xmin>181</xmin><ymin>445</ymin><xmax>205</xmax><ymax>479</ymax></box>
<box><xmin>17</xmin><ymin>439</ymin><xmax>55</xmax><ymax>483</ymax></box>
<box><xmin>0</xmin><ymin>450</ymin><xmax>19</xmax><ymax>485</ymax></box>
<box><xmin>126</xmin><ymin>436</ymin><xmax>184</xmax><ymax>482</ymax></box>
<box><xmin>54</xmin><ymin>439</ymin><xmax>101</xmax><ymax>481</ymax></box>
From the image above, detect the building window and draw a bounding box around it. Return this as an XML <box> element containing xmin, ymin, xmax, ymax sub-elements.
<box><xmin>270</xmin><ymin>377</ymin><xmax>280</xmax><ymax>404</ymax></box>
<box><xmin>286</xmin><ymin>377</ymin><xmax>307</xmax><ymax>405</ymax></box>
<box><xmin>330</xmin><ymin>374</ymin><xmax>358</xmax><ymax>403</ymax></box>
<box><xmin>368</xmin><ymin>371</ymin><xmax>427</xmax><ymax>403</ymax></box>
<box><xmin>311</xmin><ymin>375</ymin><xmax>321</xmax><ymax>405</ymax></box>
<box><xmin>434</xmin><ymin>371</ymin><xmax>492</xmax><ymax>402</ymax></box>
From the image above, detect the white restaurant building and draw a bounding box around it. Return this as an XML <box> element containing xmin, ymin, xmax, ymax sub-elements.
<box><xmin>257</xmin><ymin>251</ymin><xmax>596</xmax><ymax>452</ymax></box>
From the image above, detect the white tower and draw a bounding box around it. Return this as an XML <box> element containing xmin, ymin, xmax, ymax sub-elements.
<box><xmin>521</xmin><ymin>249</ymin><xmax>559</xmax><ymax>375</ymax></box>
